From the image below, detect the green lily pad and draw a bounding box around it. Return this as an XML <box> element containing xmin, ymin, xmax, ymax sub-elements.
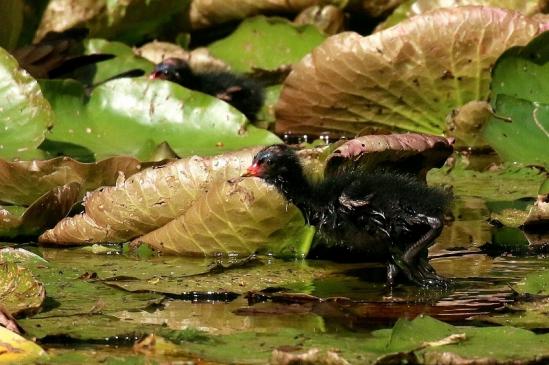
<box><xmin>0</xmin><ymin>47</ymin><xmax>53</xmax><ymax>160</ymax></box>
<box><xmin>208</xmin><ymin>16</ymin><xmax>326</xmax><ymax>73</ymax></box>
<box><xmin>36</xmin><ymin>0</ymin><xmax>190</xmax><ymax>45</ymax></box>
<box><xmin>428</xmin><ymin>161</ymin><xmax>545</xmax><ymax>201</ymax></box>
<box><xmin>477</xmin><ymin>299</ymin><xmax>549</xmax><ymax>329</ymax></box>
<box><xmin>83</xmin><ymin>38</ymin><xmax>154</xmax><ymax>85</ymax></box>
<box><xmin>275</xmin><ymin>7</ymin><xmax>543</xmax><ymax>140</ymax></box>
<box><xmin>513</xmin><ymin>270</ymin><xmax>549</xmax><ymax>296</ymax></box>
<box><xmin>42</xmin><ymin>78</ymin><xmax>280</xmax><ymax>161</ymax></box>
<box><xmin>0</xmin><ymin>0</ymin><xmax>23</xmax><ymax>50</ymax></box>
<box><xmin>0</xmin><ymin>262</ymin><xmax>45</xmax><ymax>317</ymax></box>
<box><xmin>483</xmin><ymin>31</ymin><xmax>549</xmax><ymax>167</ymax></box>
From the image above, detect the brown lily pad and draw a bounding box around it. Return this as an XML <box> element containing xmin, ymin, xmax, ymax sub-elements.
<box><xmin>0</xmin><ymin>182</ymin><xmax>81</xmax><ymax>239</ymax></box>
<box><xmin>39</xmin><ymin>148</ymin><xmax>261</xmax><ymax>245</ymax></box>
<box><xmin>275</xmin><ymin>7</ymin><xmax>544</xmax><ymax>140</ymax></box>
<box><xmin>324</xmin><ymin>134</ymin><xmax>453</xmax><ymax>179</ymax></box>
<box><xmin>132</xmin><ymin>176</ymin><xmax>311</xmax><ymax>257</ymax></box>
<box><xmin>0</xmin><ymin>156</ymin><xmax>143</xmax><ymax>206</ymax></box>
<box><xmin>189</xmin><ymin>0</ymin><xmax>318</xmax><ymax>30</ymax></box>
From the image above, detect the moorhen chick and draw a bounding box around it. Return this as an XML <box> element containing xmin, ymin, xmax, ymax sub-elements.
<box><xmin>244</xmin><ymin>144</ymin><xmax>452</xmax><ymax>287</ymax></box>
<box><xmin>150</xmin><ymin>57</ymin><xmax>264</xmax><ymax>121</ymax></box>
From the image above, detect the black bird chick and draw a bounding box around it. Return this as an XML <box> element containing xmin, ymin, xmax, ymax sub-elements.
<box><xmin>150</xmin><ymin>58</ymin><xmax>264</xmax><ymax>121</ymax></box>
<box><xmin>244</xmin><ymin>144</ymin><xmax>452</xmax><ymax>287</ymax></box>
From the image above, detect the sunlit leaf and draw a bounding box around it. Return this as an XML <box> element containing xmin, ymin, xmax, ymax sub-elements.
<box><xmin>378</xmin><ymin>0</ymin><xmax>543</xmax><ymax>31</ymax></box>
<box><xmin>0</xmin><ymin>183</ymin><xmax>81</xmax><ymax>239</ymax></box>
<box><xmin>0</xmin><ymin>262</ymin><xmax>45</xmax><ymax>317</ymax></box>
<box><xmin>83</xmin><ymin>38</ymin><xmax>154</xmax><ymax>85</ymax></box>
<box><xmin>0</xmin><ymin>326</ymin><xmax>46</xmax><ymax>363</ymax></box>
<box><xmin>134</xmin><ymin>177</ymin><xmax>313</xmax><ymax>257</ymax></box>
<box><xmin>39</xmin><ymin>149</ymin><xmax>260</xmax><ymax>244</ymax></box>
<box><xmin>275</xmin><ymin>7</ymin><xmax>544</xmax><ymax>141</ymax></box>
<box><xmin>483</xmin><ymin>31</ymin><xmax>549</xmax><ymax>167</ymax></box>
<box><xmin>0</xmin><ymin>156</ymin><xmax>143</xmax><ymax>206</ymax></box>
<box><xmin>41</xmin><ymin>78</ymin><xmax>280</xmax><ymax>161</ymax></box>
<box><xmin>208</xmin><ymin>16</ymin><xmax>326</xmax><ymax>73</ymax></box>
<box><xmin>0</xmin><ymin>47</ymin><xmax>53</xmax><ymax>160</ymax></box>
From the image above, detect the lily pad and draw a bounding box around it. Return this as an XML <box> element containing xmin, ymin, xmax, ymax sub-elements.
<box><xmin>190</xmin><ymin>0</ymin><xmax>319</xmax><ymax>30</ymax></box>
<box><xmin>41</xmin><ymin>78</ymin><xmax>280</xmax><ymax>161</ymax></box>
<box><xmin>512</xmin><ymin>270</ymin><xmax>549</xmax><ymax>296</ymax></box>
<box><xmin>36</xmin><ymin>0</ymin><xmax>190</xmax><ymax>44</ymax></box>
<box><xmin>39</xmin><ymin>148</ymin><xmax>260</xmax><ymax>245</ymax></box>
<box><xmin>0</xmin><ymin>262</ymin><xmax>45</xmax><ymax>317</ymax></box>
<box><xmin>0</xmin><ymin>326</ymin><xmax>47</xmax><ymax>363</ymax></box>
<box><xmin>0</xmin><ymin>156</ymin><xmax>143</xmax><ymax>206</ymax></box>
<box><xmin>134</xmin><ymin>177</ymin><xmax>313</xmax><ymax>257</ymax></box>
<box><xmin>83</xmin><ymin>38</ymin><xmax>154</xmax><ymax>85</ymax></box>
<box><xmin>324</xmin><ymin>134</ymin><xmax>453</xmax><ymax>179</ymax></box>
<box><xmin>208</xmin><ymin>16</ymin><xmax>326</xmax><ymax>73</ymax></box>
<box><xmin>275</xmin><ymin>7</ymin><xmax>544</xmax><ymax>140</ymax></box>
<box><xmin>0</xmin><ymin>47</ymin><xmax>53</xmax><ymax>160</ymax></box>
<box><xmin>0</xmin><ymin>182</ymin><xmax>81</xmax><ymax>239</ymax></box>
<box><xmin>483</xmin><ymin>31</ymin><xmax>549</xmax><ymax>167</ymax></box>
<box><xmin>378</xmin><ymin>0</ymin><xmax>543</xmax><ymax>31</ymax></box>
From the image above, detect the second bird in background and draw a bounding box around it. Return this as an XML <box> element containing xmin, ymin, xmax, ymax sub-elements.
<box><xmin>150</xmin><ymin>58</ymin><xmax>265</xmax><ymax>122</ymax></box>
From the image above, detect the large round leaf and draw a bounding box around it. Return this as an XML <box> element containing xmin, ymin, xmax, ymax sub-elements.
<box><xmin>0</xmin><ymin>47</ymin><xmax>53</xmax><ymax>160</ymax></box>
<box><xmin>39</xmin><ymin>149</ymin><xmax>261</xmax><ymax>244</ymax></box>
<box><xmin>0</xmin><ymin>326</ymin><xmax>46</xmax><ymax>363</ymax></box>
<box><xmin>275</xmin><ymin>7</ymin><xmax>544</xmax><ymax>139</ymax></box>
<box><xmin>42</xmin><ymin>78</ymin><xmax>280</xmax><ymax>161</ymax></box>
<box><xmin>208</xmin><ymin>16</ymin><xmax>326</xmax><ymax>73</ymax></box>
<box><xmin>133</xmin><ymin>177</ymin><xmax>313</xmax><ymax>257</ymax></box>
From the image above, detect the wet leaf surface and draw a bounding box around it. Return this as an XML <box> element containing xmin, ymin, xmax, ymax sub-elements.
<box><xmin>41</xmin><ymin>78</ymin><xmax>280</xmax><ymax>161</ymax></box>
<box><xmin>0</xmin><ymin>47</ymin><xmax>53</xmax><ymax>160</ymax></box>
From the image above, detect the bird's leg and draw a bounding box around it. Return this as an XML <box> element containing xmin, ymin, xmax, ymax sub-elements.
<box><xmin>400</xmin><ymin>215</ymin><xmax>449</xmax><ymax>287</ymax></box>
<box><xmin>402</xmin><ymin>215</ymin><xmax>442</xmax><ymax>264</ymax></box>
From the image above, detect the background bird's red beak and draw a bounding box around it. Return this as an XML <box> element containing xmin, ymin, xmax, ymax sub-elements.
<box><xmin>242</xmin><ymin>163</ymin><xmax>260</xmax><ymax>177</ymax></box>
<box><xmin>149</xmin><ymin>71</ymin><xmax>165</xmax><ymax>80</ymax></box>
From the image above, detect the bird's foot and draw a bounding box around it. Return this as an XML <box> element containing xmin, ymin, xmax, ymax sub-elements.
<box><xmin>386</xmin><ymin>254</ymin><xmax>451</xmax><ymax>288</ymax></box>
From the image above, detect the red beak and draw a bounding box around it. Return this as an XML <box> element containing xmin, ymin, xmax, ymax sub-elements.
<box><xmin>149</xmin><ymin>71</ymin><xmax>165</xmax><ymax>80</ymax></box>
<box><xmin>242</xmin><ymin>163</ymin><xmax>260</xmax><ymax>177</ymax></box>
